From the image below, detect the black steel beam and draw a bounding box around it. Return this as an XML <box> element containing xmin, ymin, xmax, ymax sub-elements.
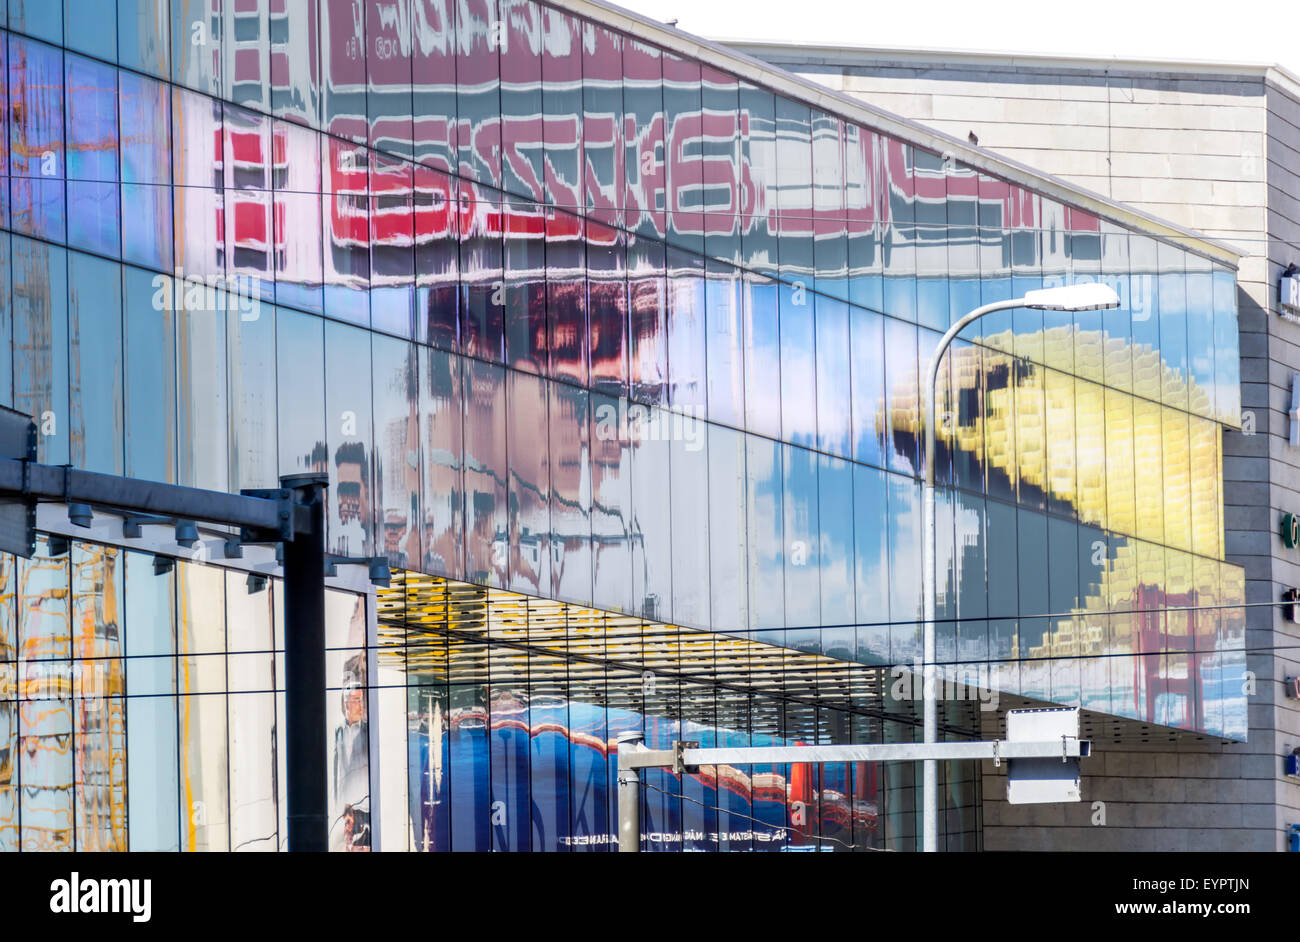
<box><xmin>281</xmin><ymin>473</ymin><xmax>330</xmax><ymax>852</ymax></box>
<box><xmin>0</xmin><ymin>457</ymin><xmax>311</xmax><ymax>538</ymax></box>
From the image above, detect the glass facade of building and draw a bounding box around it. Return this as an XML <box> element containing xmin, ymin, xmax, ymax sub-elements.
<box><xmin>0</xmin><ymin>0</ymin><xmax>1246</xmax><ymax>851</ymax></box>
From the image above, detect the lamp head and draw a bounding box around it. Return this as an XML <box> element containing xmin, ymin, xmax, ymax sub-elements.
<box><xmin>1022</xmin><ymin>282</ymin><xmax>1120</xmax><ymax>312</ymax></box>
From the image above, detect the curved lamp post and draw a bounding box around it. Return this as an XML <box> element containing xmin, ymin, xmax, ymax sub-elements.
<box><xmin>921</xmin><ymin>281</ymin><xmax>1120</xmax><ymax>852</ymax></box>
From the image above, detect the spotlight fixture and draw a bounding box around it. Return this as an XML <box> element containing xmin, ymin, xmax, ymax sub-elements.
<box><xmin>153</xmin><ymin>555</ymin><xmax>175</xmax><ymax>576</ymax></box>
<box><xmin>246</xmin><ymin>572</ymin><xmax>268</xmax><ymax>594</ymax></box>
<box><xmin>223</xmin><ymin>538</ymin><xmax>244</xmax><ymax>559</ymax></box>
<box><xmin>47</xmin><ymin>535</ymin><xmax>70</xmax><ymax>557</ymax></box>
<box><xmin>368</xmin><ymin>557</ymin><xmax>391</xmax><ymax>588</ymax></box>
<box><xmin>67</xmin><ymin>503</ymin><xmax>93</xmax><ymax>528</ymax></box>
<box><xmin>174</xmin><ymin>519</ymin><xmax>199</xmax><ymax>547</ymax></box>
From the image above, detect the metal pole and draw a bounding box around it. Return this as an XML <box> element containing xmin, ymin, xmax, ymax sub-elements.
<box><xmin>282</xmin><ymin>472</ymin><xmax>330</xmax><ymax>852</ymax></box>
<box><xmin>922</xmin><ymin>298</ymin><xmax>1021</xmax><ymax>852</ymax></box>
<box><xmin>617</xmin><ymin>731</ymin><xmax>646</xmax><ymax>853</ymax></box>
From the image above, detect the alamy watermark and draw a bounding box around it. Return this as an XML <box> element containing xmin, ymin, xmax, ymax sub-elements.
<box><xmin>151</xmin><ymin>268</ymin><xmax>262</xmax><ymax>322</ymax></box>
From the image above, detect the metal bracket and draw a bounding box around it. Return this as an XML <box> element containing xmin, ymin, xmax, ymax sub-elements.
<box><xmin>239</xmin><ymin>487</ymin><xmax>296</xmax><ymax>543</ymax></box>
<box><xmin>992</xmin><ymin>739</ymin><xmax>1001</xmax><ymax>769</ymax></box>
<box><xmin>674</xmin><ymin>740</ymin><xmax>699</xmax><ymax>775</ymax></box>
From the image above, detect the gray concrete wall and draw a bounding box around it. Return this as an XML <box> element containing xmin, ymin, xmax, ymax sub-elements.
<box><xmin>737</xmin><ymin>45</ymin><xmax>1299</xmax><ymax>850</ymax></box>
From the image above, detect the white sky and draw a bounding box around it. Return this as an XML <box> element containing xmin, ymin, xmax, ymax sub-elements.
<box><xmin>613</xmin><ymin>0</ymin><xmax>1300</xmax><ymax>75</ymax></box>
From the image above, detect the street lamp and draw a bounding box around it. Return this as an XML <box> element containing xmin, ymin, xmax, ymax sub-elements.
<box><xmin>920</xmin><ymin>281</ymin><xmax>1119</xmax><ymax>852</ymax></box>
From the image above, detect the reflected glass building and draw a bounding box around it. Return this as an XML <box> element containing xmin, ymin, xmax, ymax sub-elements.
<box><xmin>0</xmin><ymin>0</ymin><xmax>1245</xmax><ymax>851</ymax></box>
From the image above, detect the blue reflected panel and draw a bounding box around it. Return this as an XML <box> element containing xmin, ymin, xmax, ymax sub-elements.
<box><xmin>849</xmin><ymin>305</ymin><xmax>885</xmax><ymax>468</ymax></box>
<box><xmin>1212</xmin><ymin>266</ymin><xmax>1240</xmax><ymax>426</ymax></box>
<box><xmin>1017</xmin><ymin>509</ymin><xmax>1049</xmax><ymax>701</ymax></box>
<box><xmin>846</xmin><ymin>124</ymin><xmax>882</xmax><ymax>313</ymax></box>
<box><xmin>886</xmin><ymin>473</ymin><xmax>921</xmax><ymax>640</ymax></box>
<box><xmin>271</xmin><ymin>0</ymin><xmax>322</xmax><ymax>125</ymax></box>
<box><xmin>226</xmin><ymin>0</ymin><xmax>270</xmax><ymax>108</ymax></box>
<box><xmin>629</xmin><ymin>403</ymin><xmax>672</xmax><ymax>621</ymax></box>
<box><xmin>490</xmin><ymin>682</ymin><xmax>531</xmax><ymax>852</ymax></box>
<box><xmin>880</xmin><ymin>138</ymin><xmax>915</xmax><ymax>323</ymax></box>
<box><xmin>912</xmin><ymin>148</ymin><xmax>946</xmax><ymax>332</ymax></box>
<box><xmin>227</xmin><ymin>295</ymin><xmax>277</xmax><ymax>492</ymax></box>
<box><xmin>8</xmin><ymin>36</ymin><xmax>65</xmax><ymax>242</ymax></box>
<box><xmin>456</xmin><ymin>0</ymin><xmax>501</xmax><ymax>188</ymax></box>
<box><xmin>372</xmin><ymin>334</ymin><xmax>421</xmax><ymax>569</ymax></box>
<box><xmin>464</xmin><ymin>359</ymin><xmax>507</xmax><ymax>588</ymax></box>
<box><xmin>569</xmin><ymin>696</ymin><xmax>610</xmax><ymax>852</ymax></box>
<box><xmin>68</xmin><ymin>252</ymin><xmax>123</xmax><ymax>475</ymax></box>
<box><xmin>624</xmin><ymin>40</ymin><xmax>665</xmax><ymax>241</ymax></box>
<box><xmin>120</xmin><ymin>71</ymin><xmax>172</xmax><ymax>270</ymax></box>
<box><xmin>322</xmin><ymin>0</ymin><xmax>368</xmax><ymax>145</ymax></box>
<box><xmin>924</xmin><ymin>326</ymin><xmax>951</xmax><ymax>487</ymax></box>
<box><xmin>175</xmin><ymin>285</ymin><xmax>229</xmax><ymax>493</ymax></box>
<box><xmin>815</xmin><ymin>294</ymin><xmax>851</xmax><ymax>457</ymax></box>
<box><xmin>745</xmin><ymin>434</ymin><xmax>784</xmax><ymax>634</ymax></box>
<box><xmin>370</xmin><ymin>153</ymin><xmax>416</xmax><ymax>337</ymax></box>
<box><xmin>955</xmin><ymin>491</ymin><xmax>987</xmax><ymax>663</ymax></box>
<box><xmin>952</xmin><ymin>338</ymin><xmax>983</xmax><ymax>494</ymax></box>
<box><xmin>122</xmin><ymin>264</ymin><xmax>174</xmax><ymax>481</ymax></box>
<box><xmin>680</xmin><ymin>686</ymin><xmax>716</xmax><ymax>852</ymax></box>
<box><xmin>1219</xmin><ymin>563</ymin><xmax>1246</xmax><ymax>741</ymax></box>
<box><xmin>666</xmin><ymin>246</ymin><xmax>706</xmax><ymax>415</ymax></box>
<box><xmin>739</xmin><ymin>82</ymin><xmax>777</xmax><ymax>278</ymax></box>
<box><xmin>415</xmin><ymin>163</ymin><xmax>459</xmax><ymax>347</ymax></box>
<box><xmin>412</xmin><ymin>0</ymin><xmax>457</xmax><ymax>173</ymax></box>
<box><xmin>662</xmin><ymin>52</ymin><xmax>702</xmax><ymax>255</ymax></box>
<box><xmin>628</xmin><ymin>236</ymin><xmax>667</xmax><ymax>406</ymax></box>
<box><xmin>1129</xmin><ymin>235</ymin><xmax>1162</xmax><ymax>403</ymax></box>
<box><xmin>1015</xmin><ymin>359</ymin><xmax>1045</xmax><ymax>512</ymax></box>
<box><xmin>1047</xmin><ymin>516</ymin><xmax>1080</xmax><ymax>707</ymax></box>
<box><xmin>779</xmin><ymin>277</ymin><xmax>817</xmax><ymax>448</ymax></box>
<box><xmin>705</xmin><ymin>258</ymin><xmax>743</xmax><ymax>427</ymax></box>
<box><xmin>275</xmin><ymin>121</ymin><xmax>324</xmax><ymax>313</ymax></box>
<box><xmin>854</xmin><ymin>464</ymin><xmax>889</xmax><ymax>663</ymax></box>
<box><xmin>0</xmin><ymin>44</ymin><xmax>10</xmax><ymax>229</ymax></box>
<box><xmin>669</xmin><ymin>412</ymin><xmax>709</xmax><ymax>628</ymax></box>
<box><xmin>588</xmin><ymin>222</ymin><xmax>628</xmax><ymax>397</ymax></box>
<box><xmin>459</xmin><ymin>188</ymin><xmax>504</xmax><ymax>361</ymax></box>
<box><xmin>420</xmin><ymin>347</ymin><xmax>464</xmax><ymax>580</ymax></box>
<box><xmin>0</xmin><ymin>236</ymin><xmax>8</xmax><ymax>410</ymax></box>
<box><xmin>507</xmin><ymin>369</ymin><xmax>551</xmax><ymax>597</ymax></box>
<box><xmin>172</xmin><ymin>0</ymin><xmax>222</xmax><ymax>94</ymax></box>
<box><xmin>322</xmin><ymin>137</ymin><xmax>371</xmax><ymax>326</ymax></box>
<box><xmin>1157</xmin><ymin>242</ymin><xmax>1189</xmax><ymax>411</ymax></box>
<box><xmin>409</xmin><ymin>683</ymin><xmax>451</xmax><ymax>851</ymax></box>
<box><xmin>775</xmin><ymin>96</ymin><xmax>813</xmax><ymax>287</ymax></box>
<box><xmin>500</xmin><ymin>0</ymin><xmax>543</xmax><ymax>203</ymax></box>
<box><xmin>977</xmin><ymin>173</ymin><xmax>1014</xmax><ymax>347</ymax></box>
<box><xmin>591</xmin><ymin>391</ymin><xmax>633</xmax><ymax>614</ymax></box>
<box><xmin>986</xmin><ymin>500</ymin><xmax>1019</xmax><ymax>695</ymax></box>
<box><xmin>1040</xmin><ymin>199</ymin><xmax>1071</xmax><ymax>374</ymax></box>
<box><xmin>583</xmin><ymin>22</ymin><xmax>623</xmax><ymax>231</ymax></box>
<box><xmin>549</xmin><ymin>380</ymin><xmax>591</xmax><ymax>606</ymax></box>
<box><xmin>811</xmin><ymin>111</ymin><xmax>847</xmax><ymax>300</ymax></box>
<box><xmin>932</xmin><ymin>490</ymin><xmax>955</xmax><ymax>657</ymax></box>
<box><xmin>12</xmin><ymin>0</ymin><xmax>63</xmax><ymax>43</ymax></box>
<box><xmin>1191</xmin><ymin>557</ymin><xmax>1220</xmax><ymax>737</ymax></box>
<box><xmin>525</xmin><ymin>671</ymin><xmax>570</xmax><ymax>851</ymax></box>
<box><xmin>12</xmin><ymin>237</ymin><xmax>69</xmax><ymax>465</ymax></box>
<box><xmin>982</xmin><ymin>343</ymin><xmax>1016</xmax><ymax>504</ymax></box>
<box><xmin>275</xmin><ymin>306</ymin><xmax>325</xmax><ymax>478</ymax></box>
<box><xmin>708</xmin><ymin>424</ymin><xmax>748</xmax><ymax>633</ymax></box>
<box><xmin>819</xmin><ymin>453</ymin><xmax>855</xmax><ymax>633</ymax></box>
<box><xmin>540</xmin><ymin>6</ymin><xmax>581</xmax><ymax>210</ymax></box>
<box><xmin>449</xmin><ymin>683</ymin><xmax>490</xmax><ymax>852</ymax></box>
<box><xmin>118</xmin><ymin>0</ymin><xmax>170</xmax><ymax>78</ymax></box>
<box><xmin>1099</xmin><ymin>222</ymin><xmax>1132</xmax><ymax>394</ymax></box>
<box><xmin>742</xmin><ymin>270</ymin><xmax>781</xmax><ymax>440</ymax></box>
<box><xmin>124</xmin><ymin>555</ymin><xmax>178</xmax><ymax>850</ymax></box>
<box><xmin>65</xmin><ymin>55</ymin><xmax>120</xmax><ymax>257</ymax></box>
<box><xmin>325</xmin><ymin>320</ymin><xmax>374</xmax><ymax>558</ymax></box>
<box><xmin>367</xmin><ymin>0</ymin><xmax>413</xmax><ymax>157</ymax></box>
<box><xmin>946</xmin><ymin>161</ymin><xmax>979</xmax><ymax>331</ymax></box>
<box><xmin>545</xmin><ymin>205</ymin><xmax>586</xmax><ymax>383</ymax></box>
<box><xmin>1044</xmin><ymin>369</ymin><xmax>1075</xmax><ymax>519</ymax></box>
<box><xmin>883</xmin><ymin>316</ymin><xmax>918</xmax><ymax>476</ymax></box>
<box><xmin>1185</xmin><ymin>254</ymin><xmax>1216</xmax><ymax>419</ymax></box>
<box><xmin>701</xmin><ymin>65</ymin><xmax>739</xmax><ymax>268</ymax></box>
<box><xmin>224</xmin><ymin>105</ymin><xmax>274</xmax><ymax>300</ymax></box>
<box><xmin>1068</xmin><ymin>207</ymin><xmax>1104</xmax><ymax>384</ymax></box>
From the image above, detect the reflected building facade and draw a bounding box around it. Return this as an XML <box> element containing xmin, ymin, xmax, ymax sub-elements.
<box><xmin>0</xmin><ymin>0</ymin><xmax>1245</xmax><ymax>851</ymax></box>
